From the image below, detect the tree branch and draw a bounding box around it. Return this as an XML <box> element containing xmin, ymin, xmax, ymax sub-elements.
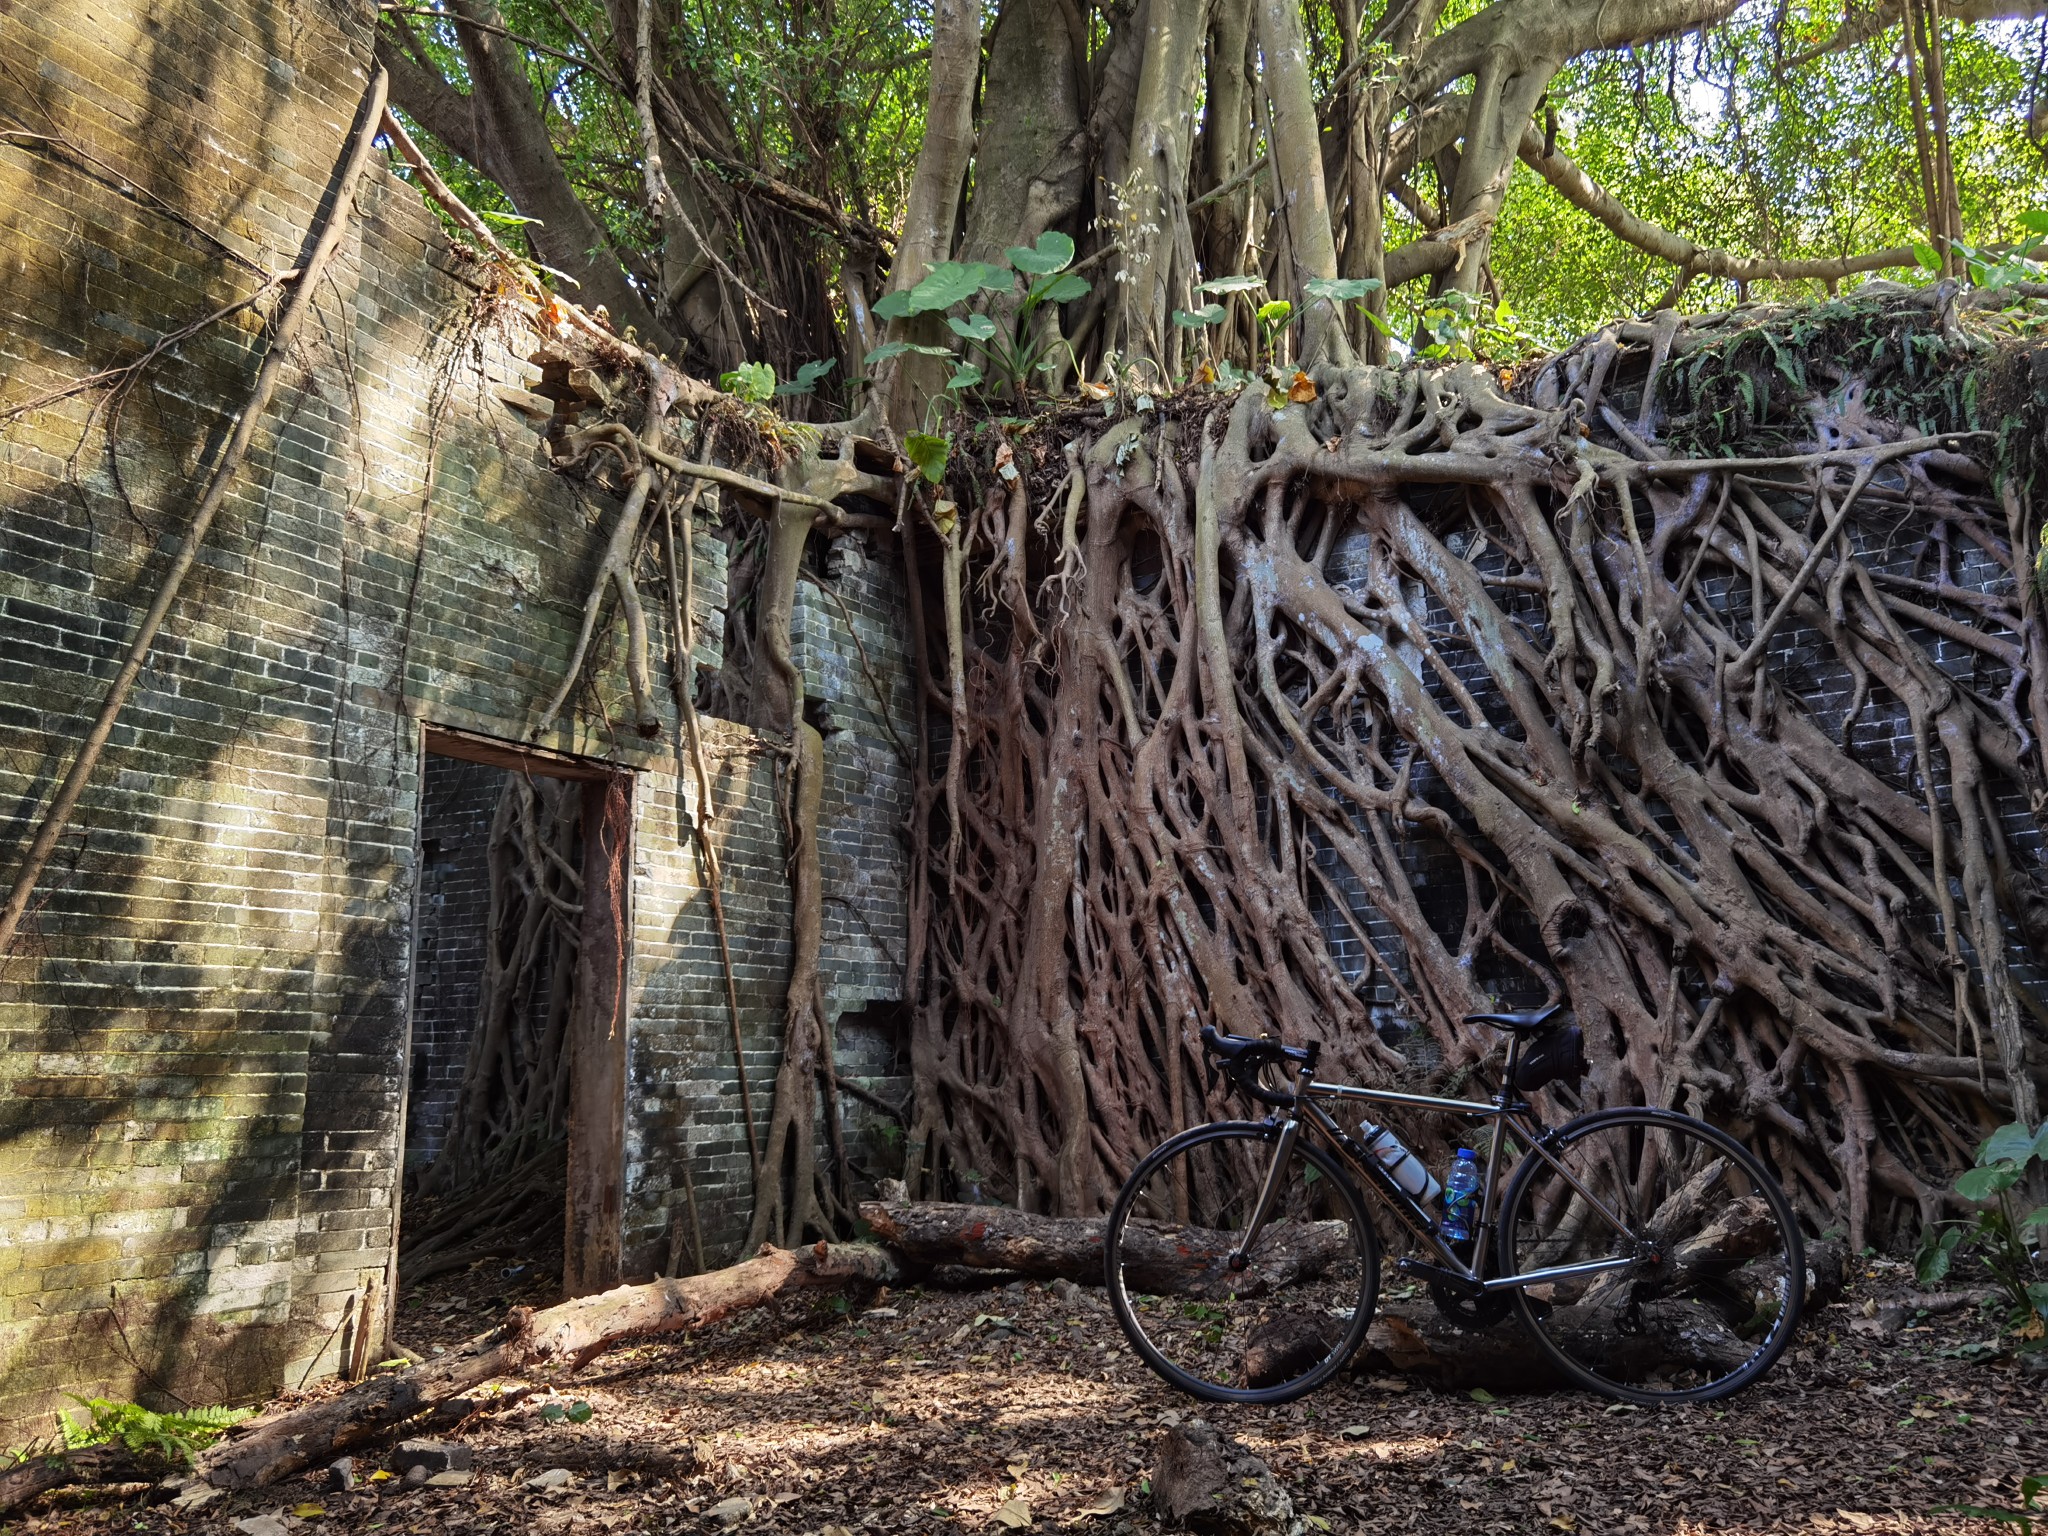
<box><xmin>1516</xmin><ymin>125</ymin><xmax>1918</xmax><ymax>287</ymax></box>
<box><xmin>1788</xmin><ymin>0</ymin><xmax>2048</xmax><ymax>63</ymax></box>
<box><xmin>374</xmin><ymin>33</ymin><xmax>487</xmax><ymax>168</ymax></box>
<box><xmin>1406</xmin><ymin>0</ymin><xmax>1741</xmax><ymax>108</ymax></box>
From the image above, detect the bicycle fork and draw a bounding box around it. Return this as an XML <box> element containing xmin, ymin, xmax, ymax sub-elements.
<box><xmin>1227</xmin><ymin>1118</ymin><xmax>1301</xmax><ymax>1272</ymax></box>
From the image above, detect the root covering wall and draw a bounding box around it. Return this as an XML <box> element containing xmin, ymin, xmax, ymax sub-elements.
<box><xmin>0</xmin><ymin>0</ymin><xmax>910</xmax><ymax>1440</ymax></box>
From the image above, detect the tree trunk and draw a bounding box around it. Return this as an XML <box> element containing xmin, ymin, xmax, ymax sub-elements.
<box><xmin>860</xmin><ymin>1199</ymin><xmax>1354</xmax><ymax>1293</ymax></box>
<box><xmin>1254</xmin><ymin>0</ymin><xmax>1344</xmax><ymax>362</ymax></box>
<box><xmin>871</xmin><ymin>0</ymin><xmax>982</xmax><ymax>433</ymax></box>
<box><xmin>961</xmin><ymin>0</ymin><xmax>1090</xmax><ymax>266</ymax></box>
<box><xmin>424</xmin><ymin>0</ymin><xmax>672</xmax><ymax>347</ymax></box>
<box><xmin>1100</xmin><ymin>0</ymin><xmax>1206</xmax><ymax>377</ymax></box>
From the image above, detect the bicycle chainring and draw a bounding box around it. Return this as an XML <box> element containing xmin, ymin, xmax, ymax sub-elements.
<box><xmin>1427</xmin><ymin>1280</ymin><xmax>1515</xmax><ymax>1330</ymax></box>
<box><xmin>1425</xmin><ymin>1239</ymin><xmax>1513</xmax><ymax>1330</ymax></box>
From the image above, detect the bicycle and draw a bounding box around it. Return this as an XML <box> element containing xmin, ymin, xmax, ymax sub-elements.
<box><xmin>1102</xmin><ymin>1006</ymin><xmax>1805</xmax><ymax>1406</ymax></box>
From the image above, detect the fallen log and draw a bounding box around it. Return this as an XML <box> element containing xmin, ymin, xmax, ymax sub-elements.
<box><xmin>858</xmin><ymin>1199</ymin><xmax>1351</xmax><ymax>1294</ymax></box>
<box><xmin>187</xmin><ymin>1242</ymin><xmax>900</xmax><ymax>1495</ymax></box>
<box><xmin>1361</xmin><ymin>1296</ymin><xmax>1754</xmax><ymax>1391</ymax></box>
<box><xmin>0</xmin><ymin>1449</ymin><xmax>147</xmax><ymax>1518</ymax></box>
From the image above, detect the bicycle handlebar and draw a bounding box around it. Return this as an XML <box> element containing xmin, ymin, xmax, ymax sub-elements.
<box><xmin>1199</xmin><ymin>1025</ymin><xmax>1319</xmax><ymax>1106</ymax></box>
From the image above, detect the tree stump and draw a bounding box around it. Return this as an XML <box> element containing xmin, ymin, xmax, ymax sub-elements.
<box><xmin>1151</xmin><ymin>1421</ymin><xmax>1302</xmax><ymax>1536</ymax></box>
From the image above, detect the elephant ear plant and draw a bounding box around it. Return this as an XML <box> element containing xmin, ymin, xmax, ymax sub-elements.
<box><xmin>867</xmin><ymin>231</ymin><xmax>1088</xmax><ymax>409</ymax></box>
<box><xmin>1916</xmin><ymin>1120</ymin><xmax>2048</xmax><ymax>1338</ymax></box>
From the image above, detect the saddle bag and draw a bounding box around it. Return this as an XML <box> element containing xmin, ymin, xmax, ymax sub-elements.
<box><xmin>1511</xmin><ymin>1022</ymin><xmax>1587</xmax><ymax>1092</ymax></box>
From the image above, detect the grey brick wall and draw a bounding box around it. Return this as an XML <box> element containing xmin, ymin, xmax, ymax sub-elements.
<box><xmin>0</xmin><ymin>0</ymin><xmax>909</xmax><ymax>1440</ymax></box>
<box><xmin>403</xmin><ymin>756</ymin><xmax>500</xmax><ymax>1169</ymax></box>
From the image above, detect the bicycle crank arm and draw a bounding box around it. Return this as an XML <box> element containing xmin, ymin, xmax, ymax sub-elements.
<box><xmin>1394</xmin><ymin>1257</ymin><xmax>1485</xmax><ymax>1297</ymax></box>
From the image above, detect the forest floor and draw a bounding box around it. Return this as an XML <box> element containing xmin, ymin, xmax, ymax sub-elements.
<box><xmin>11</xmin><ymin>1255</ymin><xmax>2046</xmax><ymax>1536</ymax></box>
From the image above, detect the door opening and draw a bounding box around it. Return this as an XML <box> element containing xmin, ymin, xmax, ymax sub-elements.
<box><xmin>394</xmin><ymin>728</ymin><xmax>631</xmax><ymax>1342</ymax></box>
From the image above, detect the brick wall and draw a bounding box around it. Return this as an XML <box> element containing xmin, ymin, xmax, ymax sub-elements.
<box><xmin>403</xmin><ymin>755</ymin><xmax>500</xmax><ymax>1169</ymax></box>
<box><xmin>0</xmin><ymin>0</ymin><xmax>908</xmax><ymax>1440</ymax></box>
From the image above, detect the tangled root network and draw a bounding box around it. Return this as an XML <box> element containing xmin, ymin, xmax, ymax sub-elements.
<box><xmin>903</xmin><ymin>298</ymin><xmax>2048</xmax><ymax>1253</ymax></box>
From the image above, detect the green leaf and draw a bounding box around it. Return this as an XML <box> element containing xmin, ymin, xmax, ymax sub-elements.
<box><xmin>872</xmin><ymin>289</ymin><xmax>916</xmax><ymax>320</ymax></box>
<box><xmin>718</xmin><ymin>361</ymin><xmax>777</xmax><ymax>404</ymax></box>
<box><xmin>1980</xmin><ymin>1122</ymin><xmax>2042</xmax><ymax>1166</ymax></box>
<box><xmin>1198</xmin><ymin>274</ymin><xmax>1266</xmax><ymax>295</ymax></box>
<box><xmin>2028</xmin><ymin>1281</ymin><xmax>2048</xmax><ymax>1320</ymax></box>
<box><xmin>1914</xmin><ymin>1225</ymin><xmax>1959</xmax><ymax>1286</ymax></box>
<box><xmin>1956</xmin><ymin>1163</ymin><xmax>2022</xmax><ymax>1201</ymax></box>
<box><xmin>477</xmin><ymin>208</ymin><xmax>542</xmax><ymax>227</ymax></box>
<box><xmin>566</xmin><ymin>1400</ymin><xmax>594</xmax><ymax>1424</ymax></box>
<box><xmin>893</xmin><ymin>261</ymin><xmax>1015</xmax><ymax>314</ymax></box>
<box><xmin>2019</xmin><ymin>1204</ymin><xmax>2048</xmax><ymax>1238</ymax></box>
<box><xmin>905</xmin><ymin>432</ymin><xmax>951</xmax><ymax>484</ymax></box>
<box><xmin>2021</xmin><ymin>210</ymin><xmax>2048</xmax><ymax>237</ymax></box>
<box><xmin>1913</xmin><ymin>241</ymin><xmax>1943</xmax><ymax>271</ymax></box>
<box><xmin>1303</xmin><ymin>276</ymin><xmax>1383</xmax><ymax>302</ymax></box>
<box><xmin>946</xmin><ymin>363</ymin><xmax>984</xmax><ymax>391</ymax></box>
<box><xmin>1468</xmin><ymin>1387</ymin><xmax>1496</xmax><ymax>1403</ymax></box>
<box><xmin>948</xmin><ymin>313</ymin><xmax>998</xmax><ymax>341</ymax></box>
<box><xmin>1255</xmin><ymin>299</ymin><xmax>1293</xmax><ymax>329</ymax></box>
<box><xmin>1006</xmin><ymin>230</ymin><xmax>1076</xmax><ymax>275</ymax></box>
<box><xmin>1027</xmin><ymin>271</ymin><xmax>1089</xmax><ymax>306</ymax></box>
<box><xmin>1173</xmin><ymin>304</ymin><xmax>1226</xmax><ymax>328</ymax></box>
<box><xmin>775</xmin><ymin>358</ymin><xmax>836</xmax><ymax>396</ymax></box>
<box><xmin>863</xmin><ymin>341</ymin><xmax>955</xmax><ymax>366</ymax></box>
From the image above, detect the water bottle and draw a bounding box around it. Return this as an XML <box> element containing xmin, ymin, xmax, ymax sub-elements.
<box><xmin>1355</xmin><ymin>1118</ymin><xmax>1442</xmax><ymax>1204</ymax></box>
<box><xmin>1440</xmin><ymin>1148</ymin><xmax>1482</xmax><ymax>1244</ymax></box>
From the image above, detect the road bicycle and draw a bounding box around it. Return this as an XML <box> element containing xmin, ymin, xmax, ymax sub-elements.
<box><xmin>1102</xmin><ymin>1007</ymin><xmax>1805</xmax><ymax>1406</ymax></box>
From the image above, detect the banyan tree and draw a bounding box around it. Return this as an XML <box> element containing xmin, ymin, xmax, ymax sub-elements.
<box><xmin>359</xmin><ymin>0</ymin><xmax>2048</xmax><ymax>1250</ymax></box>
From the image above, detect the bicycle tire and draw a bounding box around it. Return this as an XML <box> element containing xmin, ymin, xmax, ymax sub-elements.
<box><xmin>1103</xmin><ymin>1120</ymin><xmax>1381</xmax><ymax>1405</ymax></box>
<box><xmin>1497</xmin><ymin>1107</ymin><xmax>1804</xmax><ymax>1404</ymax></box>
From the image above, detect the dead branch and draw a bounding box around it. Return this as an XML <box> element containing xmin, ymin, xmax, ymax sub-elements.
<box><xmin>181</xmin><ymin>1243</ymin><xmax>903</xmax><ymax>1495</ymax></box>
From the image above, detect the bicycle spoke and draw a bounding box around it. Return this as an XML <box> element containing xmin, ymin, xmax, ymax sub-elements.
<box><xmin>1500</xmin><ymin>1109</ymin><xmax>1804</xmax><ymax>1404</ymax></box>
<box><xmin>1104</xmin><ymin>1123</ymin><xmax>1380</xmax><ymax>1404</ymax></box>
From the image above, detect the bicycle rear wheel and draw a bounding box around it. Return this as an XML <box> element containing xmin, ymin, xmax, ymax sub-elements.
<box><xmin>1103</xmin><ymin>1121</ymin><xmax>1380</xmax><ymax>1404</ymax></box>
<box><xmin>1498</xmin><ymin>1107</ymin><xmax>1804</xmax><ymax>1404</ymax></box>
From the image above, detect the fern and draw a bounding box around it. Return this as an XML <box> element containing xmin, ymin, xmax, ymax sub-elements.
<box><xmin>60</xmin><ymin>1398</ymin><xmax>254</xmax><ymax>1466</ymax></box>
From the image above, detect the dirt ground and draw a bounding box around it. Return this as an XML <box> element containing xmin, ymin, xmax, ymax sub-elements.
<box><xmin>9</xmin><ymin>1255</ymin><xmax>2045</xmax><ymax>1536</ymax></box>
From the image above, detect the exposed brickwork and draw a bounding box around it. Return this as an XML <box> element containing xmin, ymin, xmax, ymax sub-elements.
<box><xmin>0</xmin><ymin>0</ymin><xmax>908</xmax><ymax>1440</ymax></box>
<box><xmin>403</xmin><ymin>756</ymin><xmax>500</xmax><ymax>1169</ymax></box>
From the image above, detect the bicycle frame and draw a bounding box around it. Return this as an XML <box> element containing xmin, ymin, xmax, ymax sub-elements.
<box><xmin>1249</xmin><ymin>1046</ymin><xmax>1637</xmax><ymax>1296</ymax></box>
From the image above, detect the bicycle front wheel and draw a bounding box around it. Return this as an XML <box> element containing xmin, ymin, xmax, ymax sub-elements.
<box><xmin>1498</xmin><ymin>1107</ymin><xmax>1804</xmax><ymax>1404</ymax></box>
<box><xmin>1104</xmin><ymin>1121</ymin><xmax>1381</xmax><ymax>1404</ymax></box>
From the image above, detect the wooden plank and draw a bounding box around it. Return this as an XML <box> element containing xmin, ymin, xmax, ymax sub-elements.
<box><xmin>422</xmin><ymin>725</ymin><xmax>613</xmax><ymax>781</ymax></box>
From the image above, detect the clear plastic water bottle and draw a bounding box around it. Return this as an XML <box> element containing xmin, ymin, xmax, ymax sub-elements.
<box><xmin>1356</xmin><ymin>1119</ymin><xmax>1442</xmax><ymax>1204</ymax></box>
<box><xmin>1440</xmin><ymin>1148</ymin><xmax>1482</xmax><ymax>1244</ymax></box>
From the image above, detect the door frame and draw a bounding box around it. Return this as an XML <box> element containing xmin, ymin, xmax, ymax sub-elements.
<box><xmin>389</xmin><ymin>725</ymin><xmax>635</xmax><ymax>1326</ymax></box>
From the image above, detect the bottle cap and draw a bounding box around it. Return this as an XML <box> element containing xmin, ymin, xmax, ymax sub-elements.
<box><xmin>1455</xmin><ymin>1147</ymin><xmax>1477</xmax><ymax>1160</ymax></box>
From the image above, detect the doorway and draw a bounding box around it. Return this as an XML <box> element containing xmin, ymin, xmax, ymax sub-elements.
<box><xmin>394</xmin><ymin>727</ymin><xmax>632</xmax><ymax>1341</ymax></box>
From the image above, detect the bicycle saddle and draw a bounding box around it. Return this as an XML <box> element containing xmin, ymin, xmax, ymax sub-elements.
<box><xmin>1462</xmin><ymin>1002</ymin><xmax>1565</xmax><ymax>1034</ymax></box>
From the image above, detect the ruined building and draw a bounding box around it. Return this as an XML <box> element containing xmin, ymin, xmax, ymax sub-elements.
<box><xmin>0</xmin><ymin>0</ymin><xmax>912</xmax><ymax>1440</ymax></box>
